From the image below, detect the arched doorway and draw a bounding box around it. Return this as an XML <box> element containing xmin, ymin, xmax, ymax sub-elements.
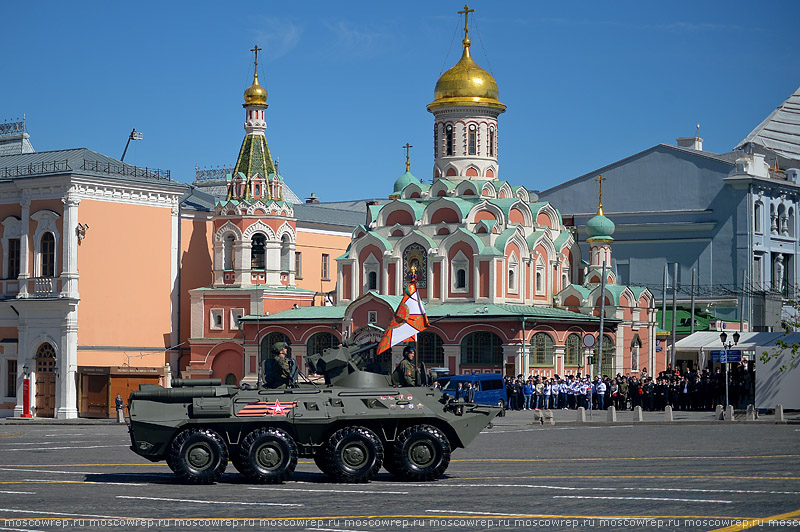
<box><xmin>35</xmin><ymin>343</ymin><xmax>56</xmax><ymax>417</ymax></box>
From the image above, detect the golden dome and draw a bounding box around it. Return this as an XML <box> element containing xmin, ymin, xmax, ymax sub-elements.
<box><xmin>428</xmin><ymin>39</ymin><xmax>505</xmax><ymax>112</ymax></box>
<box><xmin>243</xmin><ymin>72</ymin><xmax>268</xmax><ymax>106</ymax></box>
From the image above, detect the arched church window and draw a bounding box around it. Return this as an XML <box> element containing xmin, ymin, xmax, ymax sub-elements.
<box><xmin>367</xmin><ymin>271</ymin><xmax>377</xmax><ymax>291</ymax></box>
<box><xmin>280</xmin><ymin>234</ymin><xmax>291</xmax><ymax>272</ymax></box>
<box><xmin>489</xmin><ymin>126</ymin><xmax>495</xmax><ymax>157</ymax></box>
<box><xmin>445</xmin><ymin>125</ymin><xmax>454</xmax><ymax>156</ymax></box>
<box><xmin>468</xmin><ymin>124</ymin><xmax>477</xmax><ymax>155</ymax></box>
<box><xmin>40</xmin><ymin>232</ymin><xmax>55</xmax><ymax>278</ymax></box>
<box><xmin>456</xmin><ymin>268</ymin><xmax>466</xmax><ymax>289</ymax></box>
<box><xmin>251</xmin><ymin>234</ymin><xmax>266</xmax><ymax>270</ymax></box>
<box><xmin>223</xmin><ymin>234</ymin><xmax>235</xmax><ymax>271</ymax></box>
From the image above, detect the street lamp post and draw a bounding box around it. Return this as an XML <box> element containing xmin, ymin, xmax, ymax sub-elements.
<box><xmin>719</xmin><ymin>331</ymin><xmax>740</xmax><ymax>408</ymax></box>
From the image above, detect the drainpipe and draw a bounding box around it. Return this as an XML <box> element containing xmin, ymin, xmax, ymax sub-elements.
<box><xmin>521</xmin><ymin>316</ymin><xmax>527</xmax><ymax>377</ymax></box>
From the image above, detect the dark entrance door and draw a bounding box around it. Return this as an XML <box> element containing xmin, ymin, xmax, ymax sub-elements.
<box><xmin>35</xmin><ymin>344</ymin><xmax>56</xmax><ymax>417</ymax></box>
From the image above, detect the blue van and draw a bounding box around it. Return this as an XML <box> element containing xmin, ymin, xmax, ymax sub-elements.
<box><xmin>438</xmin><ymin>374</ymin><xmax>506</xmax><ymax>410</ymax></box>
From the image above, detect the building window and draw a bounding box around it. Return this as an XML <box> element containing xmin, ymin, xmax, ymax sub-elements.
<box><xmin>223</xmin><ymin>234</ymin><xmax>235</xmax><ymax>271</ymax></box>
<box><xmin>251</xmin><ymin>234</ymin><xmax>266</xmax><ymax>270</ymax></box>
<box><xmin>295</xmin><ymin>252</ymin><xmax>303</xmax><ymax>279</ymax></box>
<box><xmin>417</xmin><ymin>331</ymin><xmax>444</xmax><ymax>366</ymax></box>
<box><xmin>230</xmin><ymin>308</ymin><xmax>244</xmax><ymax>330</ymax></box>
<box><xmin>6</xmin><ymin>360</ymin><xmax>16</xmax><ymax>398</ymax></box>
<box><xmin>565</xmin><ymin>334</ymin><xmax>581</xmax><ymax>366</ymax></box>
<box><xmin>460</xmin><ymin>331</ymin><xmax>503</xmax><ymax>366</ymax></box>
<box><xmin>508</xmin><ymin>254</ymin><xmax>519</xmax><ymax>293</ymax></box>
<box><xmin>754</xmin><ymin>202</ymin><xmax>763</xmax><ymax>234</ymax></box>
<box><xmin>753</xmin><ymin>255</ymin><xmax>763</xmax><ymax>288</ymax></box>
<box><xmin>535</xmin><ymin>270</ymin><xmax>543</xmax><ymax>294</ymax></box>
<box><xmin>307</xmin><ymin>332</ymin><xmax>338</xmax><ymax>357</ymax></box>
<box><xmin>456</xmin><ymin>268</ymin><xmax>466</xmax><ymax>289</ymax></box>
<box><xmin>367</xmin><ymin>271</ymin><xmax>378</xmax><ymax>291</ymax></box>
<box><xmin>7</xmin><ymin>238</ymin><xmax>20</xmax><ymax>279</ymax></box>
<box><xmin>631</xmin><ymin>337</ymin><xmax>641</xmax><ymax>372</ymax></box>
<box><xmin>40</xmin><ymin>232</ymin><xmax>55</xmax><ymax>277</ymax></box>
<box><xmin>451</xmin><ymin>251</ymin><xmax>468</xmax><ymax>292</ymax></box>
<box><xmin>594</xmin><ymin>334</ymin><xmax>615</xmax><ymax>377</ymax></box>
<box><xmin>280</xmin><ymin>234</ymin><xmax>291</xmax><ymax>273</ymax></box>
<box><xmin>489</xmin><ymin>126</ymin><xmax>495</xmax><ymax>157</ymax></box>
<box><xmin>210</xmin><ymin>309</ymin><xmax>224</xmax><ymax>330</ymax></box>
<box><xmin>321</xmin><ymin>254</ymin><xmax>330</xmax><ymax>280</ymax></box>
<box><xmin>530</xmin><ymin>332</ymin><xmax>554</xmax><ymax>366</ymax></box>
<box><xmin>445</xmin><ymin>125</ymin><xmax>454</xmax><ymax>156</ymax></box>
<box><xmin>468</xmin><ymin>124</ymin><xmax>477</xmax><ymax>155</ymax></box>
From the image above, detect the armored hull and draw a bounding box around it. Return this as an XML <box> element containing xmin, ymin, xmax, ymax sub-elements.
<box><xmin>128</xmin><ymin>345</ymin><xmax>500</xmax><ymax>484</ymax></box>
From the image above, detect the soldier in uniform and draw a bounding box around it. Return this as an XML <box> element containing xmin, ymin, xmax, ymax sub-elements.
<box><xmin>397</xmin><ymin>345</ymin><xmax>419</xmax><ymax>387</ymax></box>
<box><xmin>269</xmin><ymin>342</ymin><xmax>293</xmax><ymax>388</ymax></box>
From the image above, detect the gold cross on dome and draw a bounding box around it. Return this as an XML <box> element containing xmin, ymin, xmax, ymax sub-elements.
<box><xmin>403</xmin><ymin>143</ymin><xmax>413</xmax><ymax>172</ymax></box>
<box><xmin>594</xmin><ymin>175</ymin><xmax>606</xmax><ymax>215</ymax></box>
<box><xmin>458</xmin><ymin>5</ymin><xmax>475</xmax><ymax>40</ymax></box>
<box><xmin>250</xmin><ymin>45</ymin><xmax>262</xmax><ymax>69</ymax></box>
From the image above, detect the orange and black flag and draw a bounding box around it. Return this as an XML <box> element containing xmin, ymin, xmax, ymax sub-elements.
<box><xmin>377</xmin><ymin>281</ymin><xmax>430</xmax><ymax>354</ymax></box>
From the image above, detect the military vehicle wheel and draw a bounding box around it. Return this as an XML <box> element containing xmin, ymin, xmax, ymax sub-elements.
<box><xmin>322</xmin><ymin>426</ymin><xmax>383</xmax><ymax>483</ymax></box>
<box><xmin>238</xmin><ymin>427</ymin><xmax>297</xmax><ymax>483</ymax></box>
<box><xmin>387</xmin><ymin>424</ymin><xmax>450</xmax><ymax>481</ymax></box>
<box><xmin>166</xmin><ymin>428</ymin><xmax>228</xmax><ymax>484</ymax></box>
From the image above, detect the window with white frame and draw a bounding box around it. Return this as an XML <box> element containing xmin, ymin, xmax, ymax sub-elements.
<box><xmin>6</xmin><ymin>359</ymin><xmax>16</xmax><ymax>398</ymax></box>
<box><xmin>223</xmin><ymin>234</ymin><xmax>235</xmax><ymax>271</ymax></box>
<box><xmin>363</xmin><ymin>255</ymin><xmax>379</xmax><ymax>292</ymax></box>
<box><xmin>451</xmin><ymin>251</ymin><xmax>469</xmax><ymax>292</ymax></box>
<box><xmin>230</xmin><ymin>308</ymin><xmax>244</xmax><ymax>330</ymax></box>
<box><xmin>535</xmin><ymin>260</ymin><xmax>545</xmax><ymax>295</ymax></box>
<box><xmin>507</xmin><ymin>253</ymin><xmax>519</xmax><ymax>293</ymax></box>
<box><xmin>295</xmin><ymin>252</ymin><xmax>303</xmax><ymax>279</ymax></box>
<box><xmin>210</xmin><ymin>309</ymin><xmax>224</xmax><ymax>330</ymax></box>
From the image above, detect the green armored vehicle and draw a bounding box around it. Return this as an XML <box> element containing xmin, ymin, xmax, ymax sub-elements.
<box><xmin>127</xmin><ymin>343</ymin><xmax>500</xmax><ymax>484</ymax></box>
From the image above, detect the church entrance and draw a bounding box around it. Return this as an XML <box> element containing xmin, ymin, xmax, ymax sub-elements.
<box><xmin>35</xmin><ymin>343</ymin><xmax>56</xmax><ymax>418</ymax></box>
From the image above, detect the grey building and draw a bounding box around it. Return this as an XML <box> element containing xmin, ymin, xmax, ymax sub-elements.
<box><xmin>539</xmin><ymin>86</ymin><xmax>800</xmax><ymax>329</ymax></box>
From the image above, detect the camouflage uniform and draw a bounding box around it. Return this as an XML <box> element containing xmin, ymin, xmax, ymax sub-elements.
<box><xmin>398</xmin><ymin>357</ymin><xmax>418</xmax><ymax>387</ymax></box>
<box><xmin>274</xmin><ymin>355</ymin><xmax>292</xmax><ymax>388</ymax></box>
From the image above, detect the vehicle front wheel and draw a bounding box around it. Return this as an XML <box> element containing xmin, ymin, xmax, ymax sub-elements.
<box><xmin>386</xmin><ymin>424</ymin><xmax>450</xmax><ymax>481</ymax></box>
<box><xmin>322</xmin><ymin>426</ymin><xmax>383</xmax><ymax>483</ymax></box>
<box><xmin>238</xmin><ymin>427</ymin><xmax>297</xmax><ymax>483</ymax></box>
<box><xmin>166</xmin><ymin>428</ymin><xmax>228</xmax><ymax>484</ymax></box>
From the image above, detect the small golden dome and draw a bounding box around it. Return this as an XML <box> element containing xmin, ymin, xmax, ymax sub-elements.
<box><xmin>428</xmin><ymin>40</ymin><xmax>505</xmax><ymax>112</ymax></box>
<box><xmin>244</xmin><ymin>73</ymin><xmax>268</xmax><ymax>106</ymax></box>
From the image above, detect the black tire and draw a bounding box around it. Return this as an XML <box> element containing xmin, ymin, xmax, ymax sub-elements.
<box><xmin>238</xmin><ymin>427</ymin><xmax>297</xmax><ymax>484</ymax></box>
<box><xmin>386</xmin><ymin>424</ymin><xmax>450</xmax><ymax>481</ymax></box>
<box><xmin>166</xmin><ymin>427</ymin><xmax>228</xmax><ymax>484</ymax></box>
<box><xmin>322</xmin><ymin>426</ymin><xmax>383</xmax><ymax>483</ymax></box>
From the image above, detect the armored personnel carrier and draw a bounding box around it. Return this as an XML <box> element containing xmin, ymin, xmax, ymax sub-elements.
<box><xmin>127</xmin><ymin>343</ymin><xmax>500</xmax><ymax>484</ymax></box>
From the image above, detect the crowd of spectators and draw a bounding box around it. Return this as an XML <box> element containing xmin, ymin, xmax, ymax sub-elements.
<box><xmin>502</xmin><ymin>363</ymin><xmax>756</xmax><ymax>411</ymax></box>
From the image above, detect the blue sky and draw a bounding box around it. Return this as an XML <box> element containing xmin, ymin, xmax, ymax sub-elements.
<box><xmin>2</xmin><ymin>1</ymin><xmax>798</xmax><ymax>202</ymax></box>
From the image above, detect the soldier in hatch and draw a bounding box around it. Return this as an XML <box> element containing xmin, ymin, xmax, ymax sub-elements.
<box><xmin>397</xmin><ymin>345</ymin><xmax>419</xmax><ymax>387</ymax></box>
<box><xmin>270</xmin><ymin>342</ymin><xmax>292</xmax><ymax>388</ymax></box>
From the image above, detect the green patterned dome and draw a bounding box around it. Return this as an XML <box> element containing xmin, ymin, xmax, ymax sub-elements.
<box><xmin>392</xmin><ymin>171</ymin><xmax>421</xmax><ymax>194</ymax></box>
<box><xmin>586</xmin><ymin>213</ymin><xmax>615</xmax><ymax>241</ymax></box>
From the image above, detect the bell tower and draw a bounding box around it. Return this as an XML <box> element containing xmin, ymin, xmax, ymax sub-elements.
<box><xmin>427</xmin><ymin>5</ymin><xmax>505</xmax><ymax>182</ymax></box>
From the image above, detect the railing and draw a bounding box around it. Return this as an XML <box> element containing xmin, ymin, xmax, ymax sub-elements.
<box><xmin>30</xmin><ymin>277</ymin><xmax>58</xmax><ymax>298</ymax></box>
<box><xmin>81</xmin><ymin>160</ymin><xmax>171</xmax><ymax>181</ymax></box>
<box><xmin>195</xmin><ymin>166</ymin><xmax>233</xmax><ymax>182</ymax></box>
<box><xmin>0</xmin><ymin>160</ymin><xmax>71</xmax><ymax>178</ymax></box>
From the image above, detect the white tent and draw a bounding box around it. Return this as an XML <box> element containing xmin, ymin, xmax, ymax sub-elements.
<box><xmin>675</xmin><ymin>331</ymin><xmax>800</xmax><ymax>409</ymax></box>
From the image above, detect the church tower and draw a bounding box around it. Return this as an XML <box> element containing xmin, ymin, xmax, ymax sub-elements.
<box><xmin>585</xmin><ymin>175</ymin><xmax>616</xmax><ymax>285</ymax></box>
<box><xmin>212</xmin><ymin>46</ymin><xmax>296</xmax><ymax>289</ymax></box>
<box><xmin>427</xmin><ymin>5</ymin><xmax>505</xmax><ymax>181</ymax></box>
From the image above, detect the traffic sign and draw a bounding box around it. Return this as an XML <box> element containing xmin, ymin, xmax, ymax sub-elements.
<box><xmin>710</xmin><ymin>350</ymin><xmax>742</xmax><ymax>363</ymax></box>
